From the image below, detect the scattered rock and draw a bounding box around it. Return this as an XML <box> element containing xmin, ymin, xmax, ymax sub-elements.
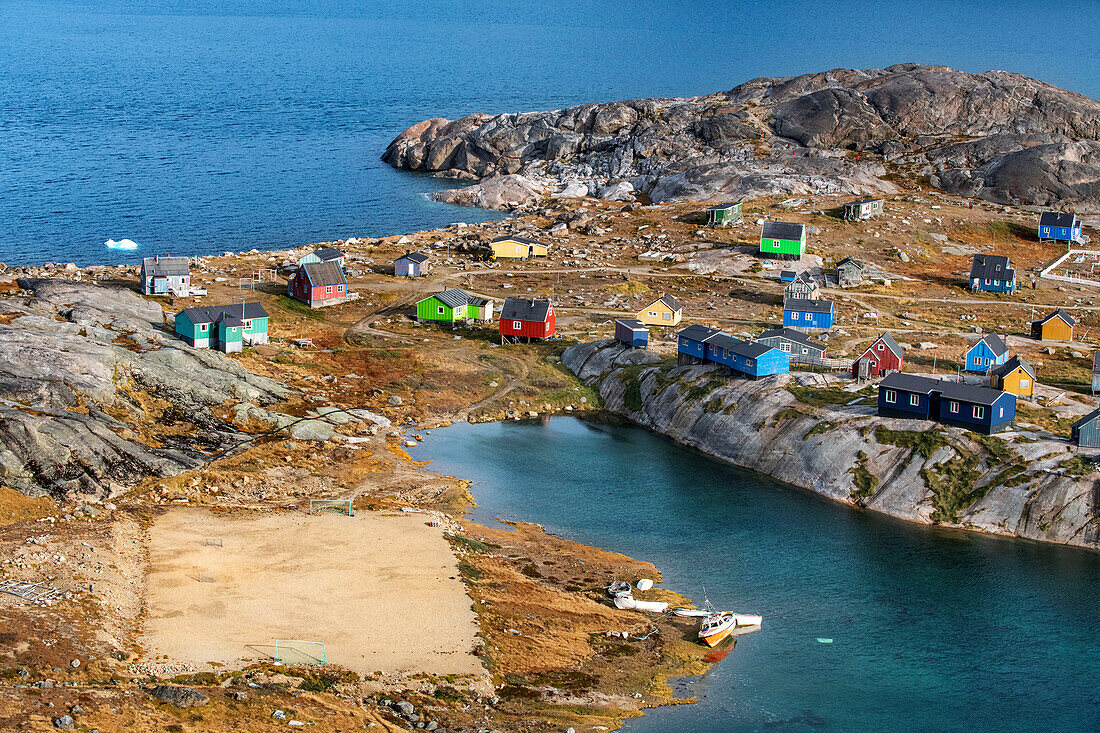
<box><xmin>52</xmin><ymin>716</ymin><xmax>74</xmax><ymax>730</ymax></box>
<box><xmin>149</xmin><ymin>685</ymin><xmax>209</xmax><ymax>709</ymax></box>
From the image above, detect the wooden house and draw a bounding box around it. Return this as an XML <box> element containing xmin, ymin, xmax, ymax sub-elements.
<box><xmin>964</xmin><ymin>333</ymin><xmax>1009</xmax><ymax>373</ymax></box>
<box><xmin>706</xmin><ymin>202</ymin><xmax>742</xmax><ymax>227</ymax></box>
<box><xmin>835</xmin><ymin>257</ymin><xmax>864</xmax><ymax>288</ymax></box>
<box><xmin>878</xmin><ymin>373</ymin><xmax>1016</xmax><ymax>435</ymax></box>
<box><xmin>499</xmin><ymin>298</ymin><xmax>555</xmax><ymax>341</ymax></box>
<box><xmin>852</xmin><ymin>333</ymin><xmax>904</xmax><ymax>379</ymax></box>
<box><xmin>287</xmin><ymin>261</ymin><xmax>349</xmax><ymax>308</ymax></box>
<box><xmin>489</xmin><ymin>236</ymin><xmax>548</xmax><ymax>260</ymax></box>
<box><xmin>175</xmin><ymin>302</ymin><xmax>269</xmax><ymax>354</ymax></box>
<box><xmin>989</xmin><ymin>356</ymin><xmax>1036</xmax><ymax>397</ymax></box>
<box><xmin>760</xmin><ymin>221</ymin><xmax>806</xmax><ymax>258</ymax></box>
<box><xmin>784</xmin><ymin>272</ymin><xmax>818</xmax><ymax>300</ymax></box>
<box><xmin>297</xmin><ymin>246</ymin><xmax>345</xmax><ymax>268</ymax></box>
<box><xmin>614</xmin><ymin>318</ymin><xmax>648</xmax><ymax>349</ymax></box>
<box><xmin>636</xmin><ymin>294</ymin><xmax>683</xmax><ymax>327</ymax></box>
<box><xmin>969</xmin><ymin>254</ymin><xmax>1016</xmax><ymax>293</ymax></box>
<box><xmin>756</xmin><ymin>327</ymin><xmax>826</xmax><ymax>364</ymax></box>
<box><xmin>1071</xmin><ymin>408</ymin><xmax>1100</xmax><ymax>447</ymax></box>
<box><xmin>843</xmin><ymin>198</ymin><xmax>884</xmax><ymax>221</ymax></box>
<box><xmin>140</xmin><ymin>255</ymin><xmax>190</xmax><ymax>295</ymax></box>
<box><xmin>677</xmin><ymin>324</ymin><xmax>719</xmax><ymax>365</ymax></box>
<box><xmin>783</xmin><ymin>298</ymin><xmax>833</xmax><ymax>330</ymax></box>
<box><xmin>395</xmin><ymin>251</ymin><xmax>430</xmax><ymax>277</ymax></box>
<box><xmin>704</xmin><ymin>332</ymin><xmax>789</xmax><ymax>379</ymax></box>
<box><xmin>1038</xmin><ymin>211</ymin><xmax>1086</xmax><ymax>245</ymax></box>
<box><xmin>416</xmin><ymin>289</ymin><xmax>493</xmax><ymax>325</ymax></box>
<box><xmin>1030</xmin><ymin>309</ymin><xmax>1074</xmax><ymax>341</ymax></box>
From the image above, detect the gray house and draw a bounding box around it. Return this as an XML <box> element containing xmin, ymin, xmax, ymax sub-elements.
<box><xmin>784</xmin><ymin>272</ymin><xmax>819</xmax><ymax>300</ymax></box>
<box><xmin>1071</xmin><ymin>408</ymin><xmax>1100</xmax><ymax>448</ymax></box>
<box><xmin>836</xmin><ymin>257</ymin><xmax>864</xmax><ymax>288</ymax></box>
<box><xmin>843</xmin><ymin>198</ymin><xmax>884</xmax><ymax>221</ymax></box>
<box><xmin>140</xmin><ymin>255</ymin><xmax>190</xmax><ymax>295</ymax></box>
<box><xmin>756</xmin><ymin>328</ymin><xmax>826</xmax><ymax>364</ymax></box>
<box><xmin>1092</xmin><ymin>353</ymin><xmax>1100</xmax><ymax>394</ymax></box>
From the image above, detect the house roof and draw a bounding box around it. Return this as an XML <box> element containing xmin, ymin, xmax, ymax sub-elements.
<box><xmin>1072</xmin><ymin>407</ymin><xmax>1100</xmax><ymax>430</ymax></box>
<box><xmin>867</xmin><ymin>332</ymin><xmax>904</xmax><ymax>358</ymax></box>
<box><xmin>300</xmin><ymin>261</ymin><xmax>347</xmax><ymax>287</ymax></box>
<box><xmin>762</xmin><ymin>221</ymin><xmax>805</xmax><ymax>241</ymax></box>
<box><xmin>836</xmin><ymin>256</ymin><xmax>864</xmax><ymax>270</ymax></box>
<box><xmin>491</xmin><ymin>235</ymin><xmax>544</xmax><ymax>246</ymax></box>
<box><xmin>678</xmin><ymin>324</ymin><xmax>719</xmax><ymax>342</ymax></box>
<box><xmin>500</xmin><ymin>297</ymin><xmax>552</xmax><ymax>322</ymax></box>
<box><xmin>142</xmin><ymin>256</ymin><xmax>189</xmax><ymax>277</ymax></box>
<box><xmin>615</xmin><ymin>318</ymin><xmax>647</xmax><ymax>331</ymax></box>
<box><xmin>970</xmin><ymin>254</ymin><xmax>1015</xmax><ymax>281</ymax></box>
<box><xmin>707</xmin><ymin>202</ymin><xmax>740</xmax><ymax>211</ymax></box>
<box><xmin>432</xmin><ymin>288</ymin><xmax>474</xmax><ymax>309</ymax></box>
<box><xmin>729</xmin><ymin>340</ymin><xmax>773</xmax><ymax>359</ymax></box>
<box><xmin>647</xmin><ymin>294</ymin><xmax>682</xmax><ymax>312</ymax></box>
<box><xmin>398</xmin><ymin>251</ymin><xmax>430</xmax><ymax>264</ymax></box>
<box><xmin>757</xmin><ymin>328</ymin><xmax>824</xmax><ymax>352</ymax></box>
<box><xmin>179</xmin><ymin>302</ymin><xmax>268</xmax><ymax>325</ymax></box>
<box><xmin>880</xmin><ymin>373</ymin><xmax>1008</xmax><ymax>406</ymax></box>
<box><xmin>313</xmin><ymin>246</ymin><xmax>345</xmax><ymax>262</ymax></box>
<box><xmin>467</xmin><ymin>296</ymin><xmax>490</xmax><ymax>308</ymax></box>
<box><xmin>784</xmin><ymin>298</ymin><xmax>833</xmax><ymax>314</ymax></box>
<box><xmin>789</xmin><ymin>271</ymin><xmax>815</xmax><ymax>285</ymax></box>
<box><xmin>972</xmin><ymin>333</ymin><xmax>1008</xmax><ymax>357</ymax></box>
<box><xmin>1034</xmin><ymin>309</ymin><xmax>1076</xmax><ymax>328</ymax></box>
<box><xmin>991</xmin><ymin>355</ymin><xmax>1035</xmax><ymax>381</ymax></box>
<box><xmin>1039</xmin><ymin>211</ymin><xmax>1077</xmax><ymax>228</ymax></box>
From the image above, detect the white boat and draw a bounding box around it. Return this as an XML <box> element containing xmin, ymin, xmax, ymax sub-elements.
<box><xmin>613</xmin><ymin>595</ymin><xmax>668</xmax><ymax>613</ymax></box>
<box><xmin>672</xmin><ymin>607</ymin><xmax>710</xmax><ymax>618</ymax></box>
<box><xmin>698</xmin><ymin>611</ymin><xmax>763</xmax><ymax>647</ymax></box>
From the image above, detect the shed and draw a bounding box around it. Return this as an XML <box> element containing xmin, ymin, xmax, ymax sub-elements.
<box><xmin>614</xmin><ymin>318</ymin><xmax>649</xmax><ymax>349</ymax></box>
<box><xmin>706</xmin><ymin>202</ymin><xmax>742</xmax><ymax>227</ymax></box>
<box><xmin>783</xmin><ymin>298</ymin><xmax>834</xmax><ymax>330</ymax></box>
<box><xmin>842</xmin><ymin>198</ymin><xmax>884</xmax><ymax>221</ymax></box>
<box><xmin>636</xmin><ymin>294</ymin><xmax>683</xmax><ymax>326</ymax></box>
<box><xmin>779</xmin><ymin>270</ymin><xmax>797</xmax><ymax>282</ymax></box>
<box><xmin>140</xmin><ymin>255</ymin><xmax>190</xmax><ymax>295</ymax></box>
<box><xmin>969</xmin><ymin>254</ymin><xmax>1016</xmax><ymax>293</ymax></box>
<box><xmin>1030</xmin><ymin>309</ymin><xmax>1075</xmax><ymax>341</ymax></box>
<box><xmin>964</xmin><ymin>333</ymin><xmax>1009</xmax><ymax>373</ymax></box>
<box><xmin>760</xmin><ymin>221</ymin><xmax>806</xmax><ymax>259</ymax></box>
<box><xmin>395</xmin><ymin>251</ymin><xmax>430</xmax><ymax>278</ymax></box>
<box><xmin>835</xmin><ymin>257</ymin><xmax>864</xmax><ymax>288</ymax></box>
<box><xmin>499</xmin><ymin>298</ymin><xmax>555</xmax><ymax>341</ymax></box>
<box><xmin>989</xmin><ymin>356</ymin><xmax>1036</xmax><ymax>397</ymax></box>
<box><xmin>852</xmin><ymin>333</ymin><xmax>904</xmax><ymax>379</ymax></box>
<box><xmin>1038</xmin><ymin>212</ymin><xmax>1086</xmax><ymax>245</ymax></box>
<box><xmin>1071</xmin><ymin>408</ymin><xmax>1100</xmax><ymax>447</ymax></box>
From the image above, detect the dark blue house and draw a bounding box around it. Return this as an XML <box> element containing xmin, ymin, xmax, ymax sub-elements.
<box><xmin>614</xmin><ymin>318</ymin><xmax>649</xmax><ymax>349</ymax></box>
<box><xmin>704</xmin><ymin>333</ymin><xmax>790</xmax><ymax>378</ymax></box>
<box><xmin>1038</xmin><ymin>211</ymin><xmax>1086</xmax><ymax>245</ymax></box>
<box><xmin>783</xmin><ymin>298</ymin><xmax>834</xmax><ymax>330</ymax></box>
<box><xmin>677</xmin><ymin>324</ymin><xmax>719</xmax><ymax>365</ymax></box>
<box><xmin>964</xmin><ymin>333</ymin><xmax>1009</xmax><ymax>373</ymax></box>
<box><xmin>878</xmin><ymin>373</ymin><xmax>1016</xmax><ymax>435</ymax></box>
<box><xmin>969</xmin><ymin>254</ymin><xmax>1016</xmax><ymax>293</ymax></box>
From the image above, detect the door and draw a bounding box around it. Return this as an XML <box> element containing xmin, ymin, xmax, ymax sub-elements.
<box><xmin>153</xmin><ymin>277</ymin><xmax>168</xmax><ymax>294</ymax></box>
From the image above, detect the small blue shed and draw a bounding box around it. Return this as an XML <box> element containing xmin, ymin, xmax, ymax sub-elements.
<box><xmin>779</xmin><ymin>270</ymin><xmax>797</xmax><ymax>283</ymax></box>
<box><xmin>783</xmin><ymin>298</ymin><xmax>834</xmax><ymax>330</ymax></box>
<box><xmin>614</xmin><ymin>318</ymin><xmax>649</xmax><ymax>349</ymax></box>
<box><xmin>964</xmin><ymin>333</ymin><xmax>1009</xmax><ymax>373</ymax></box>
<box><xmin>677</xmin><ymin>324</ymin><xmax>719</xmax><ymax>364</ymax></box>
<box><xmin>395</xmin><ymin>251</ymin><xmax>430</xmax><ymax>277</ymax></box>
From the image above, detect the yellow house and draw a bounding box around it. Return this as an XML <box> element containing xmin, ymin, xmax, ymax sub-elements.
<box><xmin>489</xmin><ymin>235</ymin><xmax>548</xmax><ymax>259</ymax></box>
<box><xmin>990</xmin><ymin>355</ymin><xmax>1036</xmax><ymax>397</ymax></box>
<box><xmin>636</xmin><ymin>294</ymin><xmax>683</xmax><ymax>326</ymax></box>
<box><xmin>1030</xmin><ymin>309</ymin><xmax>1074</xmax><ymax>341</ymax></box>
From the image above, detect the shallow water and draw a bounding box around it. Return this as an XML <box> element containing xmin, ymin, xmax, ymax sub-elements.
<box><xmin>410</xmin><ymin>416</ymin><xmax>1100</xmax><ymax>732</ymax></box>
<box><xmin>3</xmin><ymin>0</ymin><xmax>1100</xmax><ymax>266</ymax></box>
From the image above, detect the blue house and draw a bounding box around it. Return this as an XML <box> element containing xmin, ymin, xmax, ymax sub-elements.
<box><xmin>1038</xmin><ymin>212</ymin><xmax>1086</xmax><ymax>245</ymax></box>
<box><xmin>677</xmin><ymin>324</ymin><xmax>719</xmax><ymax>364</ymax></box>
<box><xmin>969</xmin><ymin>255</ymin><xmax>1016</xmax><ymax>293</ymax></box>
<box><xmin>783</xmin><ymin>298</ymin><xmax>834</xmax><ymax>330</ymax></box>
<box><xmin>878</xmin><ymin>373</ymin><xmax>1016</xmax><ymax>435</ymax></box>
<box><xmin>395</xmin><ymin>251</ymin><xmax>430</xmax><ymax>277</ymax></box>
<box><xmin>614</xmin><ymin>318</ymin><xmax>649</xmax><ymax>349</ymax></box>
<box><xmin>964</xmin><ymin>333</ymin><xmax>1009</xmax><ymax>373</ymax></box>
<box><xmin>703</xmin><ymin>333</ymin><xmax>790</xmax><ymax>379</ymax></box>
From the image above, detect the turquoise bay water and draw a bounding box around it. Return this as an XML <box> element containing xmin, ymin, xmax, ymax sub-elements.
<box><xmin>3</xmin><ymin>0</ymin><xmax>1100</xmax><ymax>266</ymax></box>
<box><xmin>410</xmin><ymin>417</ymin><xmax>1100</xmax><ymax>732</ymax></box>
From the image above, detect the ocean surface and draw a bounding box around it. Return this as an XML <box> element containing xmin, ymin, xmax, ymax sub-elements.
<box><xmin>3</xmin><ymin>0</ymin><xmax>1100</xmax><ymax>266</ymax></box>
<box><xmin>409</xmin><ymin>417</ymin><xmax>1100</xmax><ymax>733</ymax></box>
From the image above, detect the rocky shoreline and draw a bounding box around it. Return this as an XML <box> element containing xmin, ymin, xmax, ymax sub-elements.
<box><xmin>563</xmin><ymin>339</ymin><xmax>1100</xmax><ymax>551</ymax></box>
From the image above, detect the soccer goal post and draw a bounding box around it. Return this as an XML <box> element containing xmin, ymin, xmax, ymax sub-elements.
<box><xmin>273</xmin><ymin>640</ymin><xmax>326</xmax><ymax>666</ymax></box>
<box><xmin>309</xmin><ymin>498</ymin><xmax>354</xmax><ymax>516</ymax></box>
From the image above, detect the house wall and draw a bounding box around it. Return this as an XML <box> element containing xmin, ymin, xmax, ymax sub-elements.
<box><xmin>783</xmin><ymin>308</ymin><xmax>833</xmax><ymax>329</ymax></box>
<box><xmin>637</xmin><ymin>302</ymin><xmax>681</xmax><ymax>326</ymax></box>
<box><xmin>500</xmin><ymin>312</ymin><xmax>555</xmax><ymax>339</ymax></box>
<box><xmin>936</xmin><ymin>393</ymin><xmax>1015</xmax><ymax>434</ymax></box>
<box><xmin>994</xmin><ymin>368</ymin><xmax>1034</xmax><ymax>397</ymax></box>
<box><xmin>417</xmin><ymin>297</ymin><xmax>460</xmax><ymax>322</ymax></box>
<box><xmin>615</xmin><ymin>322</ymin><xmax>648</xmax><ymax>348</ymax></box>
<box><xmin>878</xmin><ymin>388</ymin><xmax>932</xmax><ymax>419</ymax></box>
<box><xmin>760</xmin><ymin>237</ymin><xmax>804</xmax><ymax>257</ymax></box>
<box><xmin>965</xmin><ymin>342</ymin><xmax>1007</xmax><ymax>372</ymax></box>
<box><xmin>678</xmin><ymin>336</ymin><xmax>706</xmax><ymax>360</ymax></box>
<box><xmin>1038</xmin><ymin>319</ymin><xmax>1073</xmax><ymax>341</ymax></box>
<box><xmin>1073</xmin><ymin>420</ymin><xmax>1100</xmax><ymax>447</ymax></box>
<box><xmin>757</xmin><ymin>336</ymin><xmax>825</xmax><ymax>363</ymax></box>
<box><xmin>491</xmin><ymin>241</ymin><xmax>529</xmax><ymax>259</ymax></box>
<box><xmin>854</xmin><ymin>340</ymin><xmax>903</xmax><ymax>377</ymax></box>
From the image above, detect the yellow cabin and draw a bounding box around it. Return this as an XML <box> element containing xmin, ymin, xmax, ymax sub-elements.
<box><xmin>1030</xmin><ymin>309</ymin><xmax>1074</xmax><ymax>341</ymax></box>
<box><xmin>489</xmin><ymin>235</ymin><xmax>548</xmax><ymax>259</ymax></box>
<box><xmin>990</xmin><ymin>356</ymin><xmax>1036</xmax><ymax>397</ymax></box>
<box><xmin>636</xmin><ymin>294</ymin><xmax>683</xmax><ymax>326</ymax></box>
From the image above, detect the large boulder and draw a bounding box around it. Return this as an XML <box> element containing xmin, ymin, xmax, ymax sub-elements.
<box><xmin>149</xmin><ymin>685</ymin><xmax>209</xmax><ymax>709</ymax></box>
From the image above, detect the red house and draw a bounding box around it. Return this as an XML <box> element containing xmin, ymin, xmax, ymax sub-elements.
<box><xmin>499</xmin><ymin>298</ymin><xmax>555</xmax><ymax>342</ymax></box>
<box><xmin>287</xmin><ymin>261</ymin><xmax>349</xmax><ymax>308</ymax></box>
<box><xmin>853</xmin><ymin>332</ymin><xmax>904</xmax><ymax>379</ymax></box>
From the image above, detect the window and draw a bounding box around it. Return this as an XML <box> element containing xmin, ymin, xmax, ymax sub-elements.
<box><xmin>791</xmin><ymin>312</ymin><xmax>799</xmax><ymax>320</ymax></box>
<box><xmin>326</xmin><ymin>285</ymin><xmax>333</xmax><ymax>294</ymax></box>
<box><xmin>973</xmin><ymin>406</ymin><xmax>985</xmax><ymax>419</ymax></box>
<box><xmin>663</xmin><ymin>312</ymin><xmax>671</xmax><ymax>321</ymax></box>
<box><xmin>681</xmin><ymin>339</ymin><xmax>688</xmax><ymax>346</ymax></box>
<box><xmin>649</xmin><ymin>311</ymin><xmax>658</xmax><ymax>317</ymax></box>
<box><xmin>985</xmin><ymin>279</ymin><xmax>991</xmax><ymax>285</ymax></box>
<box><xmin>513</xmin><ymin>321</ymin><xmax>522</xmax><ymax>330</ymax></box>
<box><xmin>338</xmin><ymin>285</ymin><xmax>344</xmax><ymax>292</ymax></box>
<box><xmin>999</xmin><ymin>407</ymin><xmax>1004</xmax><ymax>418</ymax></box>
<box><xmin>780</xmin><ymin>343</ymin><xmax>791</xmax><ymax>352</ymax></box>
<box><xmin>949</xmin><ymin>401</ymin><xmax>958</xmax><ymax>413</ymax></box>
<box><xmin>437</xmin><ymin>306</ymin><xmax>445</xmax><ymax>315</ymax></box>
<box><xmin>885</xmin><ymin>390</ymin><xmax>896</xmax><ymax>404</ymax></box>
<box><xmin>909</xmin><ymin>394</ymin><xmax>920</xmax><ymax>406</ymax></box>
<box><xmin>876</xmin><ymin>343</ymin><xmax>883</xmax><ymax>351</ymax></box>
<box><xmin>801</xmin><ymin>348</ymin><xmax>809</xmax><ymax>354</ymax></box>
<box><xmin>1020</xmin><ymin>378</ymin><xmax>1030</xmax><ymax>389</ymax></box>
<box><xmin>244</xmin><ymin>319</ymin><xmax>252</xmax><ymax>329</ymax></box>
<box><xmin>772</xmin><ymin>241</ymin><xmax>781</xmax><ymax>248</ymax></box>
<box><xmin>746</xmin><ymin>358</ymin><xmax>754</xmax><ymax>367</ymax></box>
<box><xmin>199</xmin><ymin>323</ymin><xmax>207</xmax><ymax>332</ymax></box>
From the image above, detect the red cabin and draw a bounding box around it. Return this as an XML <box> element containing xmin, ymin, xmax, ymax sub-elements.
<box><xmin>853</xmin><ymin>332</ymin><xmax>904</xmax><ymax>378</ymax></box>
<box><xmin>287</xmin><ymin>261</ymin><xmax>348</xmax><ymax>308</ymax></box>
<box><xmin>499</xmin><ymin>298</ymin><xmax>555</xmax><ymax>341</ymax></box>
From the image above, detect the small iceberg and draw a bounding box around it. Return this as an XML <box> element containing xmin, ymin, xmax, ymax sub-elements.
<box><xmin>105</xmin><ymin>238</ymin><xmax>139</xmax><ymax>250</ymax></box>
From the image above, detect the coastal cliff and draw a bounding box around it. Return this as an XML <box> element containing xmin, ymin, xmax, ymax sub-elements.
<box><xmin>563</xmin><ymin>340</ymin><xmax>1100</xmax><ymax>550</ymax></box>
<box><xmin>384</xmin><ymin>63</ymin><xmax>1100</xmax><ymax>212</ymax></box>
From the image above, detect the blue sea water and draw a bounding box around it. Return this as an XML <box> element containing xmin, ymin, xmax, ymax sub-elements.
<box><xmin>2</xmin><ymin>0</ymin><xmax>1100</xmax><ymax>266</ymax></box>
<box><xmin>410</xmin><ymin>417</ymin><xmax>1100</xmax><ymax>733</ymax></box>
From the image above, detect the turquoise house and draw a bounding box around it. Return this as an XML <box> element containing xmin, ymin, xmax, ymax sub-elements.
<box><xmin>175</xmin><ymin>302</ymin><xmax>270</xmax><ymax>353</ymax></box>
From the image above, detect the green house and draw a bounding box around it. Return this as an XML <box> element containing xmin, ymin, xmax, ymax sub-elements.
<box><xmin>416</xmin><ymin>289</ymin><xmax>493</xmax><ymax>324</ymax></box>
<box><xmin>760</xmin><ymin>221</ymin><xmax>807</xmax><ymax>259</ymax></box>
<box><xmin>706</xmin><ymin>202</ymin><xmax>742</xmax><ymax>226</ymax></box>
<box><xmin>175</xmin><ymin>302</ymin><xmax>270</xmax><ymax>353</ymax></box>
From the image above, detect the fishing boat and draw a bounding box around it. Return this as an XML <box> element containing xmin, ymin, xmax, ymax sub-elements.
<box><xmin>698</xmin><ymin>611</ymin><xmax>763</xmax><ymax>647</ymax></box>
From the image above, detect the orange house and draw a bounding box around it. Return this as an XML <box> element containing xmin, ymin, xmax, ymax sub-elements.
<box><xmin>1030</xmin><ymin>309</ymin><xmax>1074</xmax><ymax>342</ymax></box>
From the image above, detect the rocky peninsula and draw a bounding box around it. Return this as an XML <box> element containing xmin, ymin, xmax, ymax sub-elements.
<box><xmin>384</xmin><ymin>63</ymin><xmax>1100</xmax><ymax>212</ymax></box>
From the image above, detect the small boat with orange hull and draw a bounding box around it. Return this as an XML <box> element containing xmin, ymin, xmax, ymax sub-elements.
<box><xmin>698</xmin><ymin>611</ymin><xmax>763</xmax><ymax>647</ymax></box>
